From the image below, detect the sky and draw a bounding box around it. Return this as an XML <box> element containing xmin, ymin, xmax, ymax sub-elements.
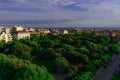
<box><xmin>0</xmin><ymin>0</ymin><xmax>120</xmax><ymax>27</ymax></box>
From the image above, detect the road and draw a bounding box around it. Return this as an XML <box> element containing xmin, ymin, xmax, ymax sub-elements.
<box><xmin>91</xmin><ymin>53</ymin><xmax>120</xmax><ymax>80</ymax></box>
<box><xmin>54</xmin><ymin>73</ymin><xmax>69</xmax><ymax>80</ymax></box>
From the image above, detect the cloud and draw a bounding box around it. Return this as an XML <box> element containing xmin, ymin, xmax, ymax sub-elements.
<box><xmin>0</xmin><ymin>0</ymin><xmax>120</xmax><ymax>27</ymax></box>
<box><xmin>51</xmin><ymin>0</ymin><xmax>77</xmax><ymax>6</ymax></box>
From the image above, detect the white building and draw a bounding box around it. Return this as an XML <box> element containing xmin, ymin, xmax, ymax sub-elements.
<box><xmin>29</xmin><ymin>28</ymin><xmax>35</xmax><ymax>31</ymax></box>
<box><xmin>43</xmin><ymin>29</ymin><xmax>50</xmax><ymax>34</ymax></box>
<box><xmin>4</xmin><ymin>28</ymin><xmax>11</xmax><ymax>34</ymax></box>
<box><xmin>39</xmin><ymin>29</ymin><xmax>50</xmax><ymax>35</ymax></box>
<box><xmin>13</xmin><ymin>31</ymin><xmax>30</xmax><ymax>40</ymax></box>
<box><xmin>59</xmin><ymin>29</ymin><xmax>68</xmax><ymax>34</ymax></box>
<box><xmin>0</xmin><ymin>32</ymin><xmax>12</xmax><ymax>42</ymax></box>
<box><xmin>12</xmin><ymin>25</ymin><xmax>24</xmax><ymax>32</ymax></box>
<box><xmin>0</xmin><ymin>27</ymin><xmax>3</xmax><ymax>32</ymax></box>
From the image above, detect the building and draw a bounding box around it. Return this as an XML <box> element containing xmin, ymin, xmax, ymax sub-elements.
<box><xmin>0</xmin><ymin>27</ymin><xmax>4</xmax><ymax>33</ymax></box>
<box><xmin>29</xmin><ymin>28</ymin><xmax>35</xmax><ymax>31</ymax></box>
<box><xmin>59</xmin><ymin>29</ymin><xmax>68</xmax><ymax>34</ymax></box>
<box><xmin>72</xmin><ymin>28</ymin><xmax>83</xmax><ymax>34</ymax></box>
<box><xmin>50</xmin><ymin>29</ymin><xmax>59</xmax><ymax>35</ymax></box>
<box><xmin>38</xmin><ymin>29</ymin><xmax>50</xmax><ymax>35</ymax></box>
<box><xmin>30</xmin><ymin>31</ymin><xmax>40</xmax><ymax>37</ymax></box>
<box><xmin>13</xmin><ymin>30</ymin><xmax>30</xmax><ymax>40</ymax></box>
<box><xmin>0</xmin><ymin>32</ymin><xmax>12</xmax><ymax>42</ymax></box>
<box><xmin>12</xmin><ymin>25</ymin><xmax>24</xmax><ymax>33</ymax></box>
<box><xmin>4</xmin><ymin>28</ymin><xmax>11</xmax><ymax>34</ymax></box>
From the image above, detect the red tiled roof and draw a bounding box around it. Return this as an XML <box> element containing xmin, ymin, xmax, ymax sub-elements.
<box><xmin>15</xmin><ymin>30</ymin><xmax>30</xmax><ymax>33</ymax></box>
<box><xmin>29</xmin><ymin>31</ymin><xmax>39</xmax><ymax>35</ymax></box>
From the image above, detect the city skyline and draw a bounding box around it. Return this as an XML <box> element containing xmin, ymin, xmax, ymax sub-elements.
<box><xmin>1</xmin><ymin>0</ymin><xmax>120</xmax><ymax>27</ymax></box>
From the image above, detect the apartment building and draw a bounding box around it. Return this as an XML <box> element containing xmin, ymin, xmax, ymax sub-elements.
<box><xmin>0</xmin><ymin>32</ymin><xmax>12</xmax><ymax>42</ymax></box>
<box><xmin>13</xmin><ymin>30</ymin><xmax>30</xmax><ymax>40</ymax></box>
<box><xmin>12</xmin><ymin>25</ymin><xmax>24</xmax><ymax>33</ymax></box>
<box><xmin>59</xmin><ymin>29</ymin><xmax>69</xmax><ymax>34</ymax></box>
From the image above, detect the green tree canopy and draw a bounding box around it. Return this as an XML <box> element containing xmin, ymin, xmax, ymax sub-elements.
<box><xmin>0</xmin><ymin>53</ymin><xmax>54</xmax><ymax>80</ymax></box>
<box><xmin>10</xmin><ymin>41</ymin><xmax>31</xmax><ymax>60</ymax></box>
<box><xmin>54</xmin><ymin>57</ymin><xmax>70</xmax><ymax>73</ymax></box>
<box><xmin>108</xmin><ymin>44</ymin><xmax>120</xmax><ymax>53</ymax></box>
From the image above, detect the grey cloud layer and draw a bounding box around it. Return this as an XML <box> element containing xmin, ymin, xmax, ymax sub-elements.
<box><xmin>0</xmin><ymin>0</ymin><xmax>120</xmax><ymax>27</ymax></box>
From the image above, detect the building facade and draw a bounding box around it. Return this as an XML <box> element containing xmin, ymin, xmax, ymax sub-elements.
<box><xmin>13</xmin><ymin>31</ymin><xmax>30</xmax><ymax>40</ymax></box>
<box><xmin>0</xmin><ymin>32</ymin><xmax>12</xmax><ymax>42</ymax></box>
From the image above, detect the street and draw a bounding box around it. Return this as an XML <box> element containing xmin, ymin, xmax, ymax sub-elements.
<box><xmin>91</xmin><ymin>53</ymin><xmax>120</xmax><ymax>80</ymax></box>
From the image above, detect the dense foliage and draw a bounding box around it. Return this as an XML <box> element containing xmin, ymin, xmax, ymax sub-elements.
<box><xmin>0</xmin><ymin>53</ymin><xmax>54</xmax><ymax>80</ymax></box>
<box><xmin>0</xmin><ymin>33</ymin><xmax>119</xmax><ymax>80</ymax></box>
<box><xmin>112</xmin><ymin>73</ymin><xmax>120</xmax><ymax>80</ymax></box>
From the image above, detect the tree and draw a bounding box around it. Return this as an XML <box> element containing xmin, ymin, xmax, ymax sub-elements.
<box><xmin>78</xmin><ymin>46</ymin><xmax>90</xmax><ymax>54</ymax></box>
<box><xmin>65</xmin><ymin>72</ymin><xmax>91</xmax><ymax>80</ymax></box>
<box><xmin>62</xmin><ymin>44</ymin><xmax>74</xmax><ymax>53</ymax></box>
<box><xmin>89</xmin><ymin>52</ymin><xmax>100</xmax><ymax>60</ymax></box>
<box><xmin>68</xmin><ymin>65</ymin><xmax>78</xmax><ymax>75</ymax></box>
<box><xmin>0</xmin><ymin>53</ymin><xmax>54</xmax><ymax>80</ymax></box>
<box><xmin>85</xmin><ymin>41</ymin><xmax>98</xmax><ymax>51</ymax></box>
<box><xmin>39</xmin><ymin>40</ymin><xmax>54</xmax><ymax>48</ymax></box>
<box><xmin>10</xmin><ymin>41</ymin><xmax>31</xmax><ymax>60</ymax></box>
<box><xmin>66</xmin><ymin>51</ymin><xmax>89</xmax><ymax>64</ymax></box>
<box><xmin>0</xmin><ymin>41</ymin><xmax>8</xmax><ymax>53</ymax></box>
<box><xmin>41</xmin><ymin>48</ymin><xmax>61</xmax><ymax>60</ymax></box>
<box><xmin>112</xmin><ymin>74</ymin><xmax>120</xmax><ymax>80</ymax></box>
<box><xmin>108</xmin><ymin>44</ymin><xmax>120</xmax><ymax>53</ymax></box>
<box><xmin>54</xmin><ymin>57</ymin><xmax>70</xmax><ymax>73</ymax></box>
